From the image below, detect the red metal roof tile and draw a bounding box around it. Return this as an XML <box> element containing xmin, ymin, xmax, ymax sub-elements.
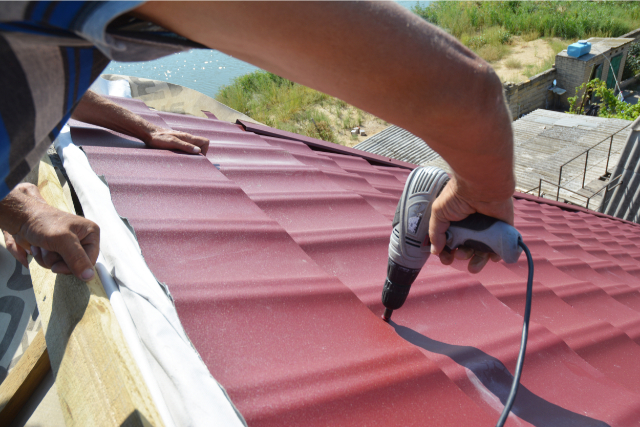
<box><xmin>69</xmin><ymin>97</ymin><xmax>640</xmax><ymax>426</ymax></box>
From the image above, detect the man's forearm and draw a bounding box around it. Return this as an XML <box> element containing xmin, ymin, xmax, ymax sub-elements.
<box><xmin>71</xmin><ymin>90</ymin><xmax>160</xmax><ymax>144</ymax></box>
<box><xmin>133</xmin><ymin>1</ymin><xmax>514</xmax><ymax>199</ymax></box>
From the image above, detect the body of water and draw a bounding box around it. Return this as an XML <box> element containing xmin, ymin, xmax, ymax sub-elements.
<box><xmin>104</xmin><ymin>1</ymin><xmax>428</xmax><ymax>98</ymax></box>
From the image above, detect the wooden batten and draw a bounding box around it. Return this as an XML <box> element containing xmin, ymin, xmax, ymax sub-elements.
<box><xmin>24</xmin><ymin>155</ymin><xmax>164</xmax><ymax>427</ymax></box>
<box><xmin>0</xmin><ymin>330</ymin><xmax>49</xmax><ymax>425</ymax></box>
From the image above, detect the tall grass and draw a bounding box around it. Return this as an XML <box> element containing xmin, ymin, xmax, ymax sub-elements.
<box><xmin>413</xmin><ymin>2</ymin><xmax>640</xmax><ymax>40</ymax></box>
<box><xmin>216</xmin><ymin>71</ymin><xmax>328</xmax><ymax>130</ymax></box>
<box><xmin>216</xmin><ymin>71</ymin><xmax>378</xmax><ymax>144</ymax></box>
<box><xmin>412</xmin><ymin>1</ymin><xmax>640</xmax><ymax>63</ymax></box>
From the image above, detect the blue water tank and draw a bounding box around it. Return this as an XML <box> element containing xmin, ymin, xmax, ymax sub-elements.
<box><xmin>567</xmin><ymin>40</ymin><xmax>591</xmax><ymax>58</ymax></box>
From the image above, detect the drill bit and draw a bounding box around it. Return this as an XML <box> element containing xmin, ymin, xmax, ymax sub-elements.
<box><xmin>382</xmin><ymin>308</ymin><xmax>393</xmax><ymax>322</ymax></box>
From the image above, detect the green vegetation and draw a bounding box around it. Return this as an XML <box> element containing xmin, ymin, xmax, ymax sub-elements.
<box><xmin>412</xmin><ymin>1</ymin><xmax>640</xmax><ymax>40</ymax></box>
<box><xmin>622</xmin><ymin>41</ymin><xmax>640</xmax><ymax>80</ymax></box>
<box><xmin>523</xmin><ymin>38</ymin><xmax>570</xmax><ymax>78</ymax></box>
<box><xmin>568</xmin><ymin>79</ymin><xmax>640</xmax><ymax>120</ymax></box>
<box><xmin>412</xmin><ymin>1</ymin><xmax>640</xmax><ymax>63</ymax></box>
<box><xmin>216</xmin><ymin>70</ymin><xmax>384</xmax><ymax>145</ymax></box>
<box><xmin>216</xmin><ymin>71</ymin><xmax>335</xmax><ymax>141</ymax></box>
<box><xmin>505</xmin><ymin>58</ymin><xmax>523</xmax><ymax>70</ymax></box>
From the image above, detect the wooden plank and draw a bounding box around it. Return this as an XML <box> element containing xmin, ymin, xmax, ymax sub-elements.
<box><xmin>0</xmin><ymin>330</ymin><xmax>50</xmax><ymax>425</ymax></box>
<box><xmin>27</xmin><ymin>156</ymin><xmax>164</xmax><ymax>427</ymax></box>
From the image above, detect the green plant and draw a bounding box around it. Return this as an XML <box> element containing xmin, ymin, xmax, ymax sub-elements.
<box><xmin>308</xmin><ymin>119</ymin><xmax>337</xmax><ymax>143</ymax></box>
<box><xmin>522</xmin><ymin>30</ymin><xmax>540</xmax><ymax>42</ymax></box>
<box><xmin>568</xmin><ymin>78</ymin><xmax>640</xmax><ymax>120</ymax></box>
<box><xmin>622</xmin><ymin>41</ymin><xmax>640</xmax><ymax>80</ymax></box>
<box><xmin>467</xmin><ymin>35</ymin><xmax>487</xmax><ymax>49</ymax></box>
<box><xmin>412</xmin><ymin>1</ymin><xmax>640</xmax><ymax>40</ymax></box>
<box><xmin>505</xmin><ymin>58</ymin><xmax>523</xmax><ymax>69</ymax></box>
<box><xmin>477</xmin><ymin>44</ymin><xmax>508</xmax><ymax>62</ymax></box>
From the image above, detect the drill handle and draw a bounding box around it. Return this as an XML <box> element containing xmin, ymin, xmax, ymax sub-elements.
<box><xmin>445</xmin><ymin>213</ymin><xmax>522</xmax><ymax>264</ymax></box>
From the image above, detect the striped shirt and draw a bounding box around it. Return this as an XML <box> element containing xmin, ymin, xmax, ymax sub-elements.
<box><xmin>0</xmin><ymin>1</ymin><xmax>203</xmax><ymax>199</ymax></box>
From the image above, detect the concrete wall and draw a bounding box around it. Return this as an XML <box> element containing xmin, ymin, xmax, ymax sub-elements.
<box><xmin>503</xmin><ymin>68</ymin><xmax>557</xmax><ymax>119</ymax></box>
<box><xmin>622</xmin><ymin>28</ymin><xmax>640</xmax><ymax>42</ymax></box>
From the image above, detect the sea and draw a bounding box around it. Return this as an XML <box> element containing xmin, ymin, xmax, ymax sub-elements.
<box><xmin>103</xmin><ymin>1</ymin><xmax>428</xmax><ymax>99</ymax></box>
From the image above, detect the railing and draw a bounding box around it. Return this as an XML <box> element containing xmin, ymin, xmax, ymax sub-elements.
<box><xmin>525</xmin><ymin>174</ymin><xmax>623</xmax><ymax>210</ymax></box>
<box><xmin>556</xmin><ymin>124</ymin><xmax>632</xmax><ymax>201</ymax></box>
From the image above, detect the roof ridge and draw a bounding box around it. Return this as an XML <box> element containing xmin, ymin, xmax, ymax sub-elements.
<box><xmin>236</xmin><ymin>119</ymin><xmax>416</xmax><ymax>170</ymax></box>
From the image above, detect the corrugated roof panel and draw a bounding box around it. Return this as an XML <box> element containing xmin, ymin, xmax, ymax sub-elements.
<box><xmin>355</xmin><ymin>126</ymin><xmax>441</xmax><ymax>165</ymax></box>
<box><xmin>79</xmin><ymin>142</ymin><xmax>496</xmax><ymax>427</ymax></box>
<box><xmin>68</xmin><ymin>96</ymin><xmax>640</xmax><ymax>426</ymax></box>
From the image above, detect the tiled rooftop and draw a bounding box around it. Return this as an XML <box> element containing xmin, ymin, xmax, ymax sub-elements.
<box><xmin>69</xmin><ymin>96</ymin><xmax>640</xmax><ymax>426</ymax></box>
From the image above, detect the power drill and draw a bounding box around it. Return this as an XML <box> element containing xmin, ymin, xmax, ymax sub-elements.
<box><xmin>381</xmin><ymin>166</ymin><xmax>523</xmax><ymax>322</ymax></box>
<box><xmin>381</xmin><ymin>166</ymin><xmax>533</xmax><ymax>427</ymax></box>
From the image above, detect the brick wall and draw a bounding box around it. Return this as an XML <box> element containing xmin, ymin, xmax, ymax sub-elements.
<box><xmin>503</xmin><ymin>68</ymin><xmax>557</xmax><ymax>119</ymax></box>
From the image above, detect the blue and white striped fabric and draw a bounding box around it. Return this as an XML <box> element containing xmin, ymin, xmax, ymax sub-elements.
<box><xmin>0</xmin><ymin>1</ymin><xmax>202</xmax><ymax>199</ymax></box>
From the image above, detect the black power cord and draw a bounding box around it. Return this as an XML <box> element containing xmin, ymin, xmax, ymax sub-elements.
<box><xmin>495</xmin><ymin>238</ymin><xmax>533</xmax><ymax>427</ymax></box>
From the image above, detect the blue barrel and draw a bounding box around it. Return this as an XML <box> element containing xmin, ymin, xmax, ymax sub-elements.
<box><xmin>567</xmin><ymin>40</ymin><xmax>591</xmax><ymax>58</ymax></box>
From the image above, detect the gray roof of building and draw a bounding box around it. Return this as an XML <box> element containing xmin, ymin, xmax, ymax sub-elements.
<box><xmin>354</xmin><ymin>125</ymin><xmax>440</xmax><ymax>165</ymax></box>
<box><xmin>599</xmin><ymin>117</ymin><xmax>640</xmax><ymax>222</ymax></box>
<box><xmin>512</xmin><ymin>110</ymin><xmax>632</xmax><ymax>205</ymax></box>
<box><xmin>355</xmin><ymin>111</ymin><xmax>635</xmax><ymax>212</ymax></box>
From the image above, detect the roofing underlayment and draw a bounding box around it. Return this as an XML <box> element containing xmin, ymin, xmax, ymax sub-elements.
<box><xmin>38</xmin><ymin>95</ymin><xmax>640</xmax><ymax>426</ymax></box>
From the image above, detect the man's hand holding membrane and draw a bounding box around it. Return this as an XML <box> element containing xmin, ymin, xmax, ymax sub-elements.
<box><xmin>0</xmin><ymin>91</ymin><xmax>209</xmax><ymax>280</ymax></box>
<box><xmin>1</xmin><ymin>183</ymin><xmax>99</xmax><ymax>281</ymax></box>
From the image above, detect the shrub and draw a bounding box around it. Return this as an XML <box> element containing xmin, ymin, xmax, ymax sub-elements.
<box><xmin>477</xmin><ymin>44</ymin><xmax>508</xmax><ymax>62</ymax></box>
<box><xmin>522</xmin><ymin>30</ymin><xmax>540</xmax><ymax>42</ymax></box>
<box><xmin>467</xmin><ymin>35</ymin><xmax>487</xmax><ymax>49</ymax></box>
<box><xmin>568</xmin><ymin>78</ymin><xmax>640</xmax><ymax>120</ymax></box>
<box><xmin>622</xmin><ymin>41</ymin><xmax>640</xmax><ymax>81</ymax></box>
<box><xmin>505</xmin><ymin>58</ymin><xmax>523</xmax><ymax>69</ymax></box>
<box><xmin>308</xmin><ymin>119</ymin><xmax>337</xmax><ymax>143</ymax></box>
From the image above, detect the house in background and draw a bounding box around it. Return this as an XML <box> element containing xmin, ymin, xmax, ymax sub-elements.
<box><xmin>503</xmin><ymin>36</ymin><xmax>636</xmax><ymax>119</ymax></box>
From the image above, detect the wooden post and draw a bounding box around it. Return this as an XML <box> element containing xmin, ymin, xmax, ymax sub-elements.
<box><xmin>27</xmin><ymin>156</ymin><xmax>164</xmax><ymax>427</ymax></box>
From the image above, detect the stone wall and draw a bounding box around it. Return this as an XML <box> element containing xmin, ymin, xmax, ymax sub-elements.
<box><xmin>503</xmin><ymin>68</ymin><xmax>557</xmax><ymax>119</ymax></box>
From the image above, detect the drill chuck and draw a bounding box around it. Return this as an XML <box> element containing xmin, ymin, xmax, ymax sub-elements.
<box><xmin>381</xmin><ymin>259</ymin><xmax>421</xmax><ymax>310</ymax></box>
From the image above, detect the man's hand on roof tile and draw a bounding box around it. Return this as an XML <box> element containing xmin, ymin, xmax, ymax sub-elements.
<box><xmin>429</xmin><ymin>176</ymin><xmax>513</xmax><ymax>274</ymax></box>
<box><xmin>0</xmin><ymin>184</ymin><xmax>100</xmax><ymax>281</ymax></box>
<box><xmin>145</xmin><ymin>129</ymin><xmax>210</xmax><ymax>155</ymax></box>
<box><xmin>72</xmin><ymin>90</ymin><xmax>209</xmax><ymax>155</ymax></box>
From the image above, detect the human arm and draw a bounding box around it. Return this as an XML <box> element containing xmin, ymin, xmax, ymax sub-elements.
<box><xmin>72</xmin><ymin>90</ymin><xmax>210</xmax><ymax>155</ymax></box>
<box><xmin>132</xmin><ymin>1</ymin><xmax>515</xmax><ymax>272</ymax></box>
<box><xmin>0</xmin><ymin>183</ymin><xmax>99</xmax><ymax>281</ymax></box>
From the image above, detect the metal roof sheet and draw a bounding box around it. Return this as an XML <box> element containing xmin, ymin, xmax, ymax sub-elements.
<box><xmin>600</xmin><ymin>118</ymin><xmax>640</xmax><ymax>223</ymax></box>
<box><xmin>68</xmin><ymin>96</ymin><xmax>640</xmax><ymax>426</ymax></box>
<box><xmin>354</xmin><ymin>125</ymin><xmax>441</xmax><ymax>165</ymax></box>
